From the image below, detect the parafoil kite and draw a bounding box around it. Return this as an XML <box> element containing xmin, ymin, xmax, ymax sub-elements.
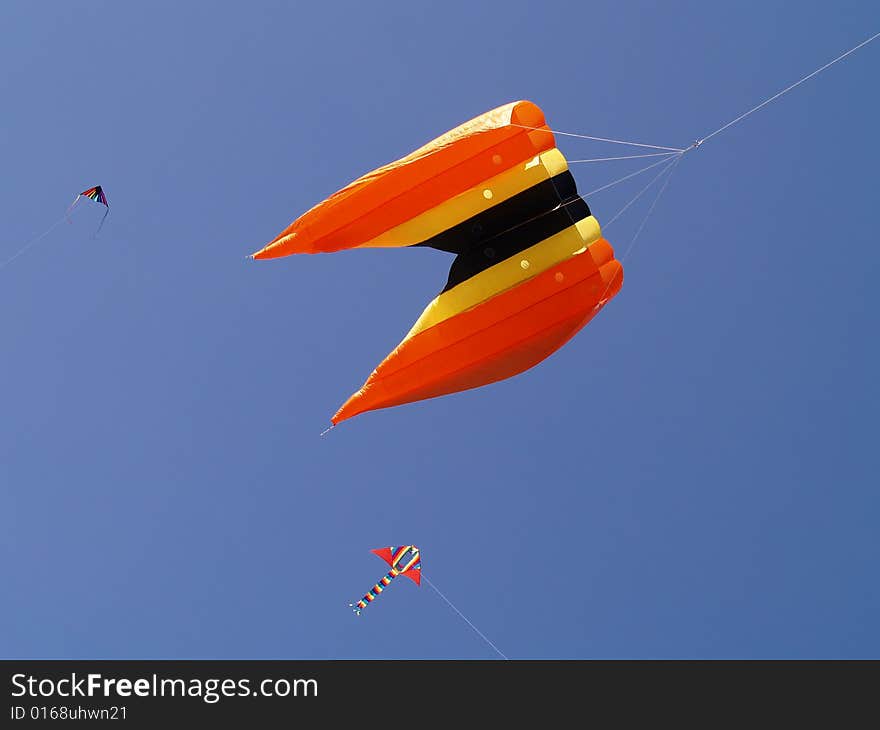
<box><xmin>252</xmin><ymin>101</ymin><xmax>623</xmax><ymax>424</ymax></box>
<box><xmin>351</xmin><ymin>546</ymin><xmax>421</xmax><ymax>616</ymax></box>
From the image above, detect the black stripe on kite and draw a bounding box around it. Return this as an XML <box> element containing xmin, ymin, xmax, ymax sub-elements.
<box><xmin>416</xmin><ymin>171</ymin><xmax>584</xmax><ymax>255</ymax></box>
<box><xmin>442</xmin><ymin>195</ymin><xmax>591</xmax><ymax>292</ymax></box>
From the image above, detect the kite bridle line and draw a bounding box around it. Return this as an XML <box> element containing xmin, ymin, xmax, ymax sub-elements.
<box><xmin>567</xmin><ymin>151</ymin><xmax>681</xmax><ymax>164</ymax></box>
<box><xmin>509</xmin><ymin>123</ymin><xmax>683</xmax><ymax>153</ymax></box>
<box><xmin>94</xmin><ymin>205</ymin><xmax>111</xmax><ymax>238</ymax></box>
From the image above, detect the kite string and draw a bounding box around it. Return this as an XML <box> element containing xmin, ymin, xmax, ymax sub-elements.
<box><xmin>93</xmin><ymin>207</ymin><xmax>111</xmax><ymax>239</ymax></box>
<box><xmin>593</xmin><ymin>30</ymin><xmax>879</xmax><ymax>267</ymax></box>
<box><xmin>0</xmin><ymin>216</ymin><xmax>67</xmax><ymax>271</ymax></box>
<box><xmin>692</xmin><ymin>30</ymin><xmax>880</xmax><ymax>148</ymax></box>
<box><xmin>423</xmin><ymin>574</ymin><xmax>508</xmax><ymax>660</ymax></box>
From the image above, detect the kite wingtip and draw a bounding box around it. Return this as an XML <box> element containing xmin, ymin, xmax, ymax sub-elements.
<box><xmin>249</xmin><ymin>247</ymin><xmax>273</xmax><ymax>261</ymax></box>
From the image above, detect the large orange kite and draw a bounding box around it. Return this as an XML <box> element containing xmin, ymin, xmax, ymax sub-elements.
<box><xmin>252</xmin><ymin>101</ymin><xmax>623</xmax><ymax>425</ymax></box>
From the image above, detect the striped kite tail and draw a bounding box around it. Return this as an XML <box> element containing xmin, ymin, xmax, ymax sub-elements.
<box><xmin>350</xmin><ymin>569</ymin><xmax>398</xmax><ymax>616</ymax></box>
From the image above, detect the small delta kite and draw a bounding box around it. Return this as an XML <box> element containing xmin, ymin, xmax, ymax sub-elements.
<box><xmin>351</xmin><ymin>546</ymin><xmax>421</xmax><ymax>616</ymax></box>
<box><xmin>252</xmin><ymin>101</ymin><xmax>623</xmax><ymax>424</ymax></box>
<box><xmin>68</xmin><ymin>185</ymin><xmax>110</xmax><ymax>235</ymax></box>
<box><xmin>78</xmin><ymin>185</ymin><xmax>109</xmax><ymax>208</ymax></box>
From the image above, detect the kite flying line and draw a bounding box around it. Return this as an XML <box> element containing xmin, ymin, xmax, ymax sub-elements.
<box><xmin>423</xmin><ymin>573</ymin><xmax>508</xmax><ymax>660</ymax></box>
<box><xmin>692</xmin><ymin>29</ymin><xmax>880</xmax><ymax>148</ymax></box>
<box><xmin>515</xmin><ymin>29</ymin><xmax>879</xmax><ymax>211</ymax></box>
<box><xmin>523</xmin><ymin>29</ymin><xmax>880</xmax><ymax>161</ymax></box>
<box><xmin>0</xmin><ymin>216</ymin><xmax>67</xmax><ymax>271</ymax></box>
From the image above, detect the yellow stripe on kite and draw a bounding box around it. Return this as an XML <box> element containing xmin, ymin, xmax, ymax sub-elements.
<box><xmin>403</xmin><ymin>216</ymin><xmax>602</xmax><ymax>341</ymax></box>
<box><xmin>359</xmin><ymin>149</ymin><xmax>569</xmax><ymax>248</ymax></box>
<box><xmin>400</xmin><ymin>553</ymin><xmax>420</xmax><ymax>572</ymax></box>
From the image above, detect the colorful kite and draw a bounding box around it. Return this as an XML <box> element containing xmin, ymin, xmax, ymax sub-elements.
<box><xmin>252</xmin><ymin>101</ymin><xmax>623</xmax><ymax>425</ymax></box>
<box><xmin>68</xmin><ymin>185</ymin><xmax>110</xmax><ymax>235</ymax></box>
<box><xmin>351</xmin><ymin>546</ymin><xmax>421</xmax><ymax>616</ymax></box>
<box><xmin>79</xmin><ymin>185</ymin><xmax>109</xmax><ymax>207</ymax></box>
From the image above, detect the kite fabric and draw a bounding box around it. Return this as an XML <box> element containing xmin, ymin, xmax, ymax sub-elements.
<box><xmin>67</xmin><ymin>185</ymin><xmax>110</xmax><ymax>236</ymax></box>
<box><xmin>351</xmin><ymin>546</ymin><xmax>421</xmax><ymax>616</ymax></box>
<box><xmin>80</xmin><ymin>185</ymin><xmax>109</xmax><ymax>207</ymax></box>
<box><xmin>252</xmin><ymin>101</ymin><xmax>623</xmax><ymax>424</ymax></box>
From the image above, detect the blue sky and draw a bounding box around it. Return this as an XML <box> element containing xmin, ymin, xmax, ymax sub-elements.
<box><xmin>2</xmin><ymin>1</ymin><xmax>878</xmax><ymax>658</ymax></box>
